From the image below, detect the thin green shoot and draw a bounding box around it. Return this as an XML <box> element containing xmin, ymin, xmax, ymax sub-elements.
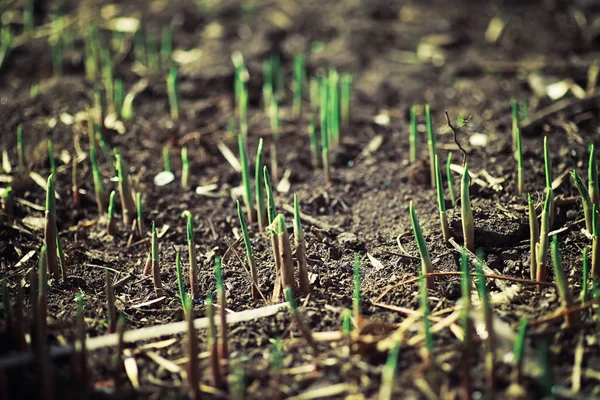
<box><xmin>45</xmin><ymin>175</ymin><xmax>61</xmax><ymax>280</ymax></box>
<box><xmin>136</xmin><ymin>192</ymin><xmax>143</xmax><ymax>237</ymax></box>
<box><xmin>515</xmin><ymin>103</ymin><xmax>524</xmax><ymax>194</ymax></box>
<box><xmin>167</xmin><ymin>66</ymin><xmax>180</xmax><ymax>121</ymax></box>
<box><xmin>589</xmin><ymin>144</ymin><xmax>599</xmax><ymax>207</ymax></box>
<box><xmin>146</xmin><ymin>37</ymin><xmax>159</xmax><ymax>73</ymax></box>
<box><xmin>114</xmin><ymin>78</ymin><xmax>123</xmax><ymax>113</ymax></box>
<box><xmin>475</xmin><ymin>249</ymin><xmax>495</xmax><ymax>390</ymax></box>
<box><xmin>270</xmin><ymin>338</ymin><xmax>282</xmax><ymax>372</ymax></box>
<box><xmin>528</xmin><ymin>194</ymin><xmax>539</xmax><ymax>281</ymax></box>
<box><xmin>571</xmin><ymin>170</ymin><xmax>592</xmax><ymax>233</ymax></box>
<box><xmin>255</xmin><ymin>139</ymin><xmax>265</xmax><ymax>230</ymax></box>
<box><xmin>435</xmin><ymin>155</ymin><xmax>450</xmax><ymax>242</ymax></box>
<box><xmin>353</xmin><ymin>254</ymin><xmax>361</xmax><ymax>327</ymax></box>
<box><xmin>264</xmin><ymin>166</ymin><xmax>277</xmax><ymax>225</ymax></box>
<box><xmin>237</xmin><ymin>200</ymin><xmax>259</xmax><ymax>299</ymax></box>
<box><xmin>107</xmin><ymin>190</ymin><xmax>117</xmax><ymax>236</ymax></box>
<box><xmin>582</xmin><ymin>247</ymin><xmax>588</xmax><ymax>305</ymax></box>
<box><xmin>551</xmin><ymin>235</ymin><xmax>574</xmax><ymax>326</ymax></box>
<box><xmin>418</xmin><ymin>268</ymin><xmax>433</xmax><ymax>365</ymax></box>
<box><xmin>309</xmin><ymin>116</ymin><xmax>319</xmax><ymax>168</ymax></box>
<box><xmin>181</xmin><ymin>211</ymin><xmax>199</xmax><ymax>298</ymax></box>
<box><xmin>206</xmin><ymin>293</ymin><xmax>222</xmax><ymax>389</ymax></box>
<box><xmin>215</xmin><ymin>255</ymin><xmax>229</xmax><ymax>374</ymax></box>
<box><xmin>276</xmin><ymin>214</ymin><xmax>295</xmax><ymax>293</ymax></box>
<box><xmin>115</xmin><ymin>149</ymin><xmax>135</xmax><ymax>227</ymax></box>
<box><xmin>294</xmin><ymin>195</ymin><xmax>310</xmax><ymax>295</ymax></box>
<box><xmin>543</xmin><ymin>136</ymin><xmax>555</xmax><ymax>227</ymax></box>
<box><xmin>30</xmin><ymin>82</ymin><xmax>39</xmax><ymax>100</ymax></box>
<box><xmin>446</xmin><ymin>153</ymin><xmax>457</xmax><ymax>207</ymax></box>
<box><xmin>513</xmin><ymin>318</ymin><xmax>528</xmax><ymax>385</ymax></box>
<box><xmin>593</xmin><ymin>205</ymin><xmax>599</xmax><ymax>279</ymax></box>
<box><xmin>2</xmin><ymin>187</ymin><xmax>13</xmax><ymax>215</ymax></box>
<box><xmin>518</xmin><ymin>100</ymin><xmax>529</xmax><ymax>121</ymax></box>
<box><xmin>162</xmin><ymin>146</ymin><xmax>171</xmax><ymax>173</ymax></box>
<box><xmin>262</xmin><ymin>58</ymin><xmax>273</xmax><ymax>113</ymax></box>
<box><xmin>327</xmin><ymin>69</ymin><xmax>340</xmax><ymax>146</ymax></box>
<box><xmin>409</xmin><ymin>105</ymin><xmax>417</xmax><ymax>163</ymax></box>
<box><xmin>511</xmin><ymin>98</ymin><xmax>519</xmax><ymax>157</ymax></box>
<box><xmin>184</xmin><ymin>296</ymin><xmax>200</xmax><ymax>400</ymax></box>
<box><xmin>320</xmin><ymin>83</ymin><xmax>331</xmax><ymax>184</ymax></box>
<box><xmin>0</xmin><ymin>26</ymin><xmax>13</xmax><ymax>70</ymax></box>
<box><xmin>269</xmin><ymin>96</ymin><xmax>280</xmax><ymax>139</ymax></box>
<box><xmin>460</xmin><ymin>247</ymin><xmax>471</xmax><ymax>343</ymax></box>
<box><xmin>239</xmin><ymin>80</ymin><xmax>248</xmax><ymax>139</ymax></box>
<box><xmin>272</xmin><ymin>53</ymin><xmax>284</xmax><ymax>98</ymax></box>
<box><xmin>340</xmin><ymin>73</ymin><xmax>352</xmax><ymax>127</ymax></box>
<box><xmin>461</xmin><ymin>164</ymin><xmax>474</xmax><ymax>252</ymax></box>
<box><xmin>409</xmin><ymin>201</ymin><xmax>434</xmax><ymax>289</ymax></box>
<box><xmin>342</xmin><ymin>309</ymin><xmax>352</xmax><ymax>342</ymax></box>
<box><xmin>181</xmin><ymin>147</ymin><xmax>189</xmax><ymax>189</ymax></box>
<box><xmin>309</xmin><ymin>75</ymin><xmax>320</xmax><ymax>109</ymax></box>
<box><xmin>17</xmin><ymin>124</ymin><xmax>24</xmax><ymax>170</ymax></box>
<box><xmin>238</xmin><ymin>134</ymin><xmax>254</xmax><ymax>223</ymax></box>
<box><xmin>425</xmin><ymin>104</ymin><xmax>436</xmax><ymax>188</ymax></box>
<box><xmin>379</xmin><ymin>339</ymin><xmax>402</xmax><ymax>400</ymax></box>
<box><xmin>292</xmin><ymin>54</ymin><xmax>305</xmax><ymax>119</ymax></box>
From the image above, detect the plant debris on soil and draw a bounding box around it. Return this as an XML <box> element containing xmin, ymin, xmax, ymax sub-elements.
<box><xmin>2</xmin><ymin>0</ymin><xmax>600</xmax><ymax>399</ymax></box>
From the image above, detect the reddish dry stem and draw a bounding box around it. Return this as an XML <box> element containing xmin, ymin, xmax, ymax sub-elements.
<box><xmin>218</xmin><ymin>290</ymin><xmax>229</xmax><ymax>378</ymax></box>
<box><xmin>44</xmin><ymin>211</ymin><xmax>60</xmax><ymax>280</ymax></box>
<box><xmin>271</xmin><ymin>236</ymin><xmax>282</xmax><ymax>302</ymax></box>
<box><xmin>186</xmin><ymin>314</ymin><xmax>200</xmax><ymax>400</ymax></box>
<box><xmin>295</xmin><ymin>233</ymin><xmax>310</xmax><ymax>296</ymax></box>
<box><xmin>278</xmin><ymin>232</ymin><xmax>296</xmax><ymax>296</ymax></box>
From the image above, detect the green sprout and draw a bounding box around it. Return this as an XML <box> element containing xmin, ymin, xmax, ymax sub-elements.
<box><xmin>151</xmin><ymin>221</ymin><xmax>163</xmax><ymax>295</ymax></box>
<box><xmin>409</xmin><ymin>105</ymin><xmax>417</xmax><ymax>163</ymax></box>
<box><xmin>262</xmin><ymin>58</ymin><xmax>273</xmax><ymax>113</ymax></box>
<box><xmin>232</xmin><ymin>53</ymin><xmax>249</xmax><ymax>138</ymax></box>
<box><xmin>276</xmin><ymin>214</ymin><xmax>295</xmax><ymax>293</ymax></box>
<box><xmin>101</xmin><ymin>49</ymin><xmax>114</xmax><ymax>112</ymax></box>
<box><xmin>30</xmin><ymin>82</ymin><xmax>39</xmax><ymax>100</ymax></box>
<box><xmin>0</xmin><ymin>26</ymin><xmax>13</xmax><ymax>70</ymax></box>
<box><xmin>294</xmin><ymin>195</ymin><xmax>310</xmax><ymax>295</ymax></box>
<box><xmin>2</xmin><ymin>187</ymin><xmax>13</xmax><ymax>215</ymax></box>
<box><xmin>114</xmin><ymin>78</ymin><xmax>123</xmax><ymax>114</ymax></box>
<box><xmin>309</xmin><ymin>75</ymin><xmax>320</xmax><ymax>109</ymax></box>
<box><xmin>320</xmin><ymin>83</ymin><xmax>331</xmax><ymax>185</ymax></box>
<box><xmin>136</xmin><ymin>192</ymin><xmax>143</xmax><ymax>237</ymax></box>
<box><xmin>409</xmin><ymin>201</ymin><xmax>434</xmax><ymax>289</ymax></box>
<box><xmin>121</xmin><ymin>89</ymin><xmax>135</xmax><ymax>121</ymax></box>
<box><xmin>446</xmin><ymin>153</ymin><xmax>457</xmax><ymax>207</ymax></box>
<box><xmin>284</xmin><ymin>286</ymin><xmax>316</xmax><ymax>349</ymax></box>
<box><xmin>513</xmin><ymin>318</ymin><xmax>528</xmax><ymax>385</ymax></box>
<box><xmin>582</xmin><ymin>247</ymin><xmax>589</xmax><ymax>305</ymax></box>
<box><xmin>106</xmin><ymin>190</ymin><xmax>117</xmax><ymax>236</ymax></box>
<box><xmin>593</xmin><ymin>205</ymin><xmax>599</xmax><ymax>279</ymax></box>
<box><xmin>543</xmin><ymin>136</ymin><xmax>555</xmax><ymax>226</ymax></box>
<box><xmin>175</xmin><ymin>250</ymin><xmax>187</xmax><ymax>316</ymax></box>
<box><xmin>379</xmin><ymin>339</ymin><xmax>402</xmax><ymax>400</ymax></box>
<box><xmin>45</xmin><ymin>175</ymin><xmax>64</xmax><ymax>280</ymax></box>
<box><xmin>519</xmin><ymin>100</ymin><xmax>529</xmax><ymax>121</ymax></box>
<box><xmin>255</xmin><ymin>139</ymin><xmax>265</xmax><ymax>231</ymax></box>
<box><xmin>461</xmin><ymin>164</ymin><xmax>475</xmax><ymax>252</ymax></box>
<box><xmin>528</xmin><ymin>194</ymin><xmax>539</xmax><ymax>281</ymax></box>
<box><xmin>162</xmin><ymin>146</ymin><xmax>171</xmax><ymax>173</ymax></box>
<box><xmin>272</xmin><ymin>53</ymin><xmax>284</xmax><ymax>98</ymax></box>
<box><xmin>17</xmin><ymin>124</ymin><xmax>24</xmax><ymax>170</ymax></box>
<box><xmin>425</xmin><ymin>104</ymin><xmax>437</xmax><ymax>188</ymax></box>
<box><xmin>269</xmin><ymin>96</ymin><xmax>280</xmax><ymax>139</ymax></box>
<box><xmin>206</xmin><ymin>293</ymin><xmax>222</xmax><ymax>389</ymax></box>
<box><xmin>309</xmin><ymin>116</ymin><xmax>319</xmax><ymax>168</ymax></box>
<box><xmin>215</xmin><ymin>255</ymin><xmax>229</xmax><ymax>374</ymax></box>
<box><xmin>264</xmin><ymin>166</ymin><xmax>277</xmax><ymax>224</ymax></box>
<box><xmin>551</xmin><ymin>235</ymin><xmax>574</xmax><ymax>326</ymax></box>
<box><xmin>48</xmin><ymin>137</ymin><xmax>57</xmax><ymax>177</ymax></box>
<box><xmin>238</xmin><ymin>135</ymin><xmax>254</xmax><ymax>223</ymax></box>
<box><xmin>239</xmin><ymin>83</ymin><xmax>248</xmax><ymax>139</ymax></box>
<box><xmin>589</xmin><ymin>144</ymin><xmax>599</xmax><ymax>207</ymax></box>
<box><xmin>133</xmin><ymin>26</ymin><xmax>147</xmax><ymax>67</ymax></box>
<box><xmin>292</xmin><ymin>54</ymin><xmax>305</xmax><ymax>119</ymax></box>
<box><xmin>184</xmin><ymin>296</ymin><xmax>200</xmax><ymax>400</ymax></box>
<box><xmin>160</xmin><ymin>25</ymin><xmax>173</xmax><ymax>65</ymax></box>
<box><xmin>105</xmin><ymin>269</ymin><xmax>116</xmax><ymax>333</ymax></box>
<box><xmin>342</xmin><ymin>309</ymin><xmax>352</xmax><ymax>343</ymax></box>
<box><xmin>167</xmin><ymin>66</ymin><xmax>180</xmax><ymax>121</ymax></box>
<box><xmin>511</xmin><ymin>98</ymin><xmax>520</xmax><ymax>160</ymax></box>
<box><xmin>264</xmin><ymin>167</ymin><xmax>282</xmax><ymax>300</ymax></box>
<box><xmin>115</xmin><ymin>149</ymin><xmax>136</xmax><ymax>227</ymax></box>
<box><xmin>181</xmin><ymin>147</ymin><xmax>190</xmax><ymax>189</ymax></box>
<box><xmin>340</xmin><ymin>73</ymin><xmax>352</xmax><ymax>128</ymax></box>
<box><xmin>353</xmin><ymin>254</ymin><xmax>361</xmax><ymax>327</ymax></box>
<box><xmin>435</xmin><ymin>155</ymin><xmax>451</xmax><ymax>242</ymax></box>
<box><xmin>571</xmin><ymin>170</ymin><xmax>593</xmax><ymax>233</ymax></box>
<box><xmin>181</xmin><ymin>211</ymin><xmax>199</xmax><ymax>299</ymax></box>
<box><xmin>237</xmin><ymin>200</ymin><xmax>259</xmax><ymax>299</ymax></box>
<box><xmin>327</xmin><ymin>69</ymin><xmax>340</xmax><ymax>146</ymax></box>
<box><xmin>418</xmin><ymin>268</ymin><xmax>433</xmax><ymax>365</ymax></box>
<box><xmin>476</xmin><ymin>250</ymin><xmax>495</xmax><ymax>390</ymax></box>
<box><xmin>536</xmin><ymin>189</ymin><xmax>553</xmax><ymax>291</ymax></box>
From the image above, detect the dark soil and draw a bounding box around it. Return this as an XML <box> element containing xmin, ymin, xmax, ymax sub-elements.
<box><xmin>1</xmin><ymin>0</ymin><xmax>600</xmax><ymax>398</ymax></box>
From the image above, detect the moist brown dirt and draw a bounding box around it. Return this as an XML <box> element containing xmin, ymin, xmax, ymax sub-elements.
<box><xmin>1</xmin><ymin>0</ymin><xmax>600</xmax><ymax>398</ymax></box>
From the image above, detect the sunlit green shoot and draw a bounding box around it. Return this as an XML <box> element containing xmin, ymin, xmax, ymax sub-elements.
<box><xmin>167</xmin><ymin>66</ymin><xmax>180</xmax><ymax>121</ymax></box>
<box><xmin>292</xmin><ymin>54</ymin><xmax>305</xmax><ymax>119</ymax></box>
<box><xmin>461</xmin><ymin>164</ymin><xmax>474</xmax><ymax>252</ymax></box>
<box><xmin>425</xmin><ymin>104</ymin><xmax>436</xmax><ymax>188</ymax></box>
<box><xmin>551</xmin><ymin>236</ymin><xmax>574</xmax><ymax>326</ymax></box>
<box><xmin>342</xmin><ymin>309</ymin><xmax>352</xmax><ymax>341</ymax></box>
<box><xmin>340</xmin><ymin>73</ymin><xmax>352</xmax><ymax>127</ymax></box>
<box><xmin>264</xmin><ymin>166</ymin><xmax>277</xmax><ymax>225</ymax></box>
<box><xmin>180</xmin><ymin>146</ymin><xmax>190</xmax><ymax>189</ymax></box>
<box><xmin>136</xmin><ymin>192</ymin><xmax>143</xmax><ymax>237</ymax></box>
<box><xmin>146</xmin><ymin>37</ymin><xmax>159</xmax><ymax>73</ymax></box>
<box><xmin>238</xmin><ymin>135</ymin><xmax>254</xmax><ymax>223</ymax></box>
<box><xmin>30</xmin><ymin>82</ymin><xmax>39</xmax><ymax>99</ymax></box>
<box><xmin>409</xmin><ymin>105</ymin><xmax>417</xmax><ymax>163</ymax></box>
<box><xmin>513</xmin><ymin>318</ymin><xmax>528</xmax><ymax>385</ymax></box>
<box><xmin>133</xmin><ymin>26</ymin><xmax>146</xmax><ymax>67</ymax></box>
<box><xmin>589</xmin><ymin>144</ymin><xmax>599</xmax><ymax>207</ymax></box>
<box><xmin>353</xmin><ymin>254</ymin><xmax>361</xmax><ymax>327</ymax></box>
<box><xmin>446</xmin><ymin>153</ymin><xmax>457</xmax><ymax>207</ymax></box>
<box><xmin>536</xmin><ymin>189</ymin><xmax>553</xmax><ymax>291</ymax></box>
<box><xmin>320</xmin><ymin>84</ymin><xmax>331</xmax><ymax>184</ymax></box>
<box><xmin>270</xmin><ymin>337</ymin><xmax>282</xmax><ymax>372</ymax></box>
<box><xmin>435</xmin><ymin>155</ymin><xmax>450</xmax><ymax>242</ymax></box>
<box><xmin>255</xmin><ymin>139</ymin><xmax>265</xmax><ymax>230</ymax></box>
<box><xmin>294</xmin><ymin>195</ymin><xmax>309</xmax><ymax>295</ymax></box>
<box><xmin>151</xmin><ymin>221</ymin><xmax>163</xmax><ymax>295</ymax></box>
<box><xmin>17</xmin><ymin>124</ymin><xmax>24</xmax><ymax>170</ymax></box>
<box><xmin>239</xmin><ymin>78</ymin><xmax>248</xmax><ymax>139</ymax></box>
<box><xmin>409</xmin><ymin>201</ymin><xmax>434</xmax><ymax>289</ymax></box>
<box><xmin>515</xmin><ymin>105</ymin><xmax>524</xmax><ymax>194</ymax></box>
<box><xmin>327</xmin><ymin>69</ymin><xmax>340</xmax><ymax>146</ymax></box>
<box><xmin>175</xmin><ymin>250</ymin><xmax>187</xmax><ymax>316</ymax></box>
<box><xmin>379</xmin><ymin>339</ymin><xmax>402</xmax><ymax>400</ymax></box>
<box><xmin>476</xmin><ymin>249</ymin><xmax>495</xmax><ymax>390</ymax></box>
<box><xmin>162</xmin><ymin>146</ymin><xmax>171</xmax><ymax>173</ymax></box>
<box><xmin>582</xmin><ymin>247</ymin><xmax>589</xmax><ymax>305</ymax></box>
<box><xmin>418</xmin><ymin>268</ymin><xmax>433</xmax><ymax>365</ymax></box>
<box><xmin>571</xmin><ymin>170</ymin><xmax>592</xmax><ymax>233</ymax></box>
<box><xmin>114</xmin><ymin>78</ymin><xmax>123</xmax><ymax>114</ymax></box>
<box><xmin>115</xmin><ymin>149</ymin><xmax>135</xmax><ymax>227</ymax></box>
<box><xmin>528</xmin><ymin>194</ymin><xmax>539</xmax><ymax>281</ymax></box>
<box><xmin>0</xmin><ymin>26</ymin><xmax>13</xmax><ymax>70</ymax></box>
<box><xmin>237</xmin><ymin>200</ymin><xmax>259</xmax><ymax>299</ymax></box>
<box><xmin>2</xmin><ymin>187</ymin><xmax>13</xmax><ymax>215</ymax></box>
<box><xmin>107</xmin><ymin>190</ymin><xmax>117</xmax><ymax>236</ymax></box>
<box><xmin>181</xmin><ymin>211</ymin><xmax>199</xmax><ymax>299</ymax></box>
<box><xmin>309</xmin><ymin>116</ymin><xmax>319</xmax><ymax>168</ymax></box>
<box><xmin>44</xmin><ymin>175</ymin><xmax>61</xmax><ymax>281</ymax></box>
<box><xmin>121</xmin><ymin>89</ymin><xmax>135</xmax><ymax>121</ymax></box>
<box><xmin>460</xmin><ymin>248</ymin><xmax>471</xmax><ymax>340</ymax></box>
<box><xmin>48</xmin><ymin>137</ymin><xmax>57</xmax><ymax>177</ymax></box>
<box><xmin>593</xmin><ymin>205</ymin><xmax>599</xmax><ymax>279</ymax></box>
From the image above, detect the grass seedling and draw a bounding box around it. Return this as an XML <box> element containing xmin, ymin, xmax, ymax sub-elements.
<box><xmin>284</xmin><ymin>286</ymin><xmax>316</xmax><ymax>349</ymax></box>
<box><xmin>475</xmin><ymin>250</ymin><xmax>495</xmax><ymax>390</ymax></box>
<box><xmin>379</xmin><ymin>339</ymin><xmax>402</xmax><ymax>400</ymax></box>
<box><xmin>321</xmin><ymin>96</ymin><xmax>331</xmax><ymax>184</ymax></box>
<box><xmin>175</xmin><ymin>250</ymin><xmax>187</xmax><ymax>317</ymax></box>
<box><xmin>590</xmin><ymin>144</ymin><xmax>599</xmax><ymax>207</ymax></box>
<box><xmin>107</xmin><ymin>191</ymin><xmax>117</xmax><ymax>236</ymax></box>
<box><xmin>435</xmin><ymin>155</ymin><xmax>451</xmax><ymax>242</ymax></box>
<box><xmin>543</xmin><ymin>137</ymin><xmax>555</xmax><ymax>227</ymax></box>
<box><xmin>582</xmin><ymin>247</ymin><xmax>589</xmax><ymax>304</ymax></box>
<box><xmin>309</xmin><ymin>116</ymin><xmax>319</xmax><ymax>168</ymax></box>
<box><xmin>239</xmin><ymin>83</ymin><xmax>249</xmax><ymax>139</ymax></box>
<box><xmin>461</xmin><ymin>164</ymin><xmax>475</xmax><ymax>252</ymax></box>
<box><xmin>571</xmin><ymin>170</ymin><xmax>593</xmax><ymax>233</ymax></box>
<box><xmin>2</xmin><ymin>187</ymin><xmax>13</xmax><ymax>215</ymax></box>
<box><xmin>30</xmin><ymin>82</ymin><xmax>39</xmax><ymax>99</ymax></box>
<box><xmin>215</xmin><ymin>256</ymin><xmax>229</xmax><ymax>376</ymax></box>
<box><xmin>146</xmin><ymin>37</ymin><xmax>159</xmax><ymax>73</ymax></box>
<box><xmin>327</xmin><ymin>69</ymin><xmax>340</xmax><ymax>146</ymax></box>
<box><xmin>309</xmin><ymin>75</ymin><xmax>320</xmax><ymax>109</ymax></box>
<box><xmin>90</xmin><ymin>147</ymin><xmax>107</xmax><ymax>214</ymax></box>
<box><xmin>255</xmin><ymin>139</ymin><xmax>265</xmax><ymax>231</ymax></box>
<box><xmin>276</xmin><ymin>214</ymin><xmax>295</xmax><ymax>295</ymax></box>
<box><xmin>460</xmin><ymin>248</ymin><xmax>472</xmax><ymax>398</ymax></box>
<box><xmin>594</xmin><ymin>205</ymin><xmax>599</xmax><ymax>279</ymax></box>
<box><xmin>409</xmin><ymin>105</ymin><xmax>417</xmax><ymax>163</ymax></box>
<box><xmin>238</xmin><ymin>135</ymin><xmax>255</xmax><ymax>223</ymax></box>
<box><xmin>0</xmin><ymin>26</ymin><xmax>13</xmax><ymax>70</ymax></box>
<box><xmin>181</xmin><ymin>147</ymin><xmax>190</xmax><ymax>189</ymax></box>
<box><xmin>294</xmin><ymin>195</ymin><xmax>310</xmax><ymax>295</ymax></box>
<box><xmin>181</xmin><ymin>211</ymin><xmax>200</xmax><ymax>299</ymax></box>
<box><xmin>115</xmin><ymin>150</ymin><xmax>136</xmax><ymax>227</ymax></box>
<box><xmin>105</xmin><ymin>269</ymin><xmax>116</xmax><ymax>333</ymax></box>
<box><xmin>121</xmin><ymin>89</ymin><xmax>135</xmax><ymax>121</ymax></box>
<box><xmin>425</xmin><ymin>104</ymin><xmax>437</xmax><ymax>188</ymax></box>
<box><xmin>292</xmin><ymin>54</ymin><xmax>305</xmax><ymax>119</ymax></box>
<box><xmin>342</xmin><ymin>309</ymin><xmax>352</xmax><ymax>350</ymax></box>
<box><xmin>162</xmin><ymin>146</ymin><xmax>171</xmax><ymax>173</ymax></box>
<box><xmin>206</xmin><ymin>294</ymin><xmax>223</xmax><ymax>389</ymax></box>
<box><xmin>513</xmin><ymin>318</ymin><xmax>528</xmax><ymax>385</ymax></box>
<box><xmin>341</xmin><ymin>73</ymin><xmax>352</xmax><ymax>127</ymax></box>
<box><xmin>272</xmin><ymin>53</ymin><xmax>284</xmax><ymax>98</ymax></box>
<box><xmin>17</xmin><ymin>124</ymin><xmax>24</xmax><ymax>170</ymax></box>
<box><xmin>446</xmin><ymin>153</ymin><xmax>457</xmax><ymax>207</ymax></box>
<box><xmin>114</xmin><ymin>78</ymin><xmax>123</xmax><ymax>113</ymax></box>
<box><xmin>136</xmin><ymin>192</ymin><xmax>143</xmax><ymax>237</ymax></box>
<box><xmin>515</xmin><ymin>106</ymin><xmax>524</xmax><ymax>195</ymax></box>
<box><xmin>237</xmin><ymin>201</ymin><xmax>259</xmax><ymax>299</ymax></box>
<box><xmin>151</xmin><ymin>221</ymin><xmax>163</xmax><ymax>295</ymax></box>
<box><xmin>262</xmin><ymin>58</ymin><xmax>273</xmax><ymax>113</ymax></box>
<box><xmin>409</xmin><ymin>201</ymin><xmax>434</xmax><ymax>289</ymax></box>
<box><xmin>184</xmin><ymin>297</ymin><xmax>200</xmax><ymax>400</ymax></box>
<box><xmin>45</xmin><ymin>175</ymin><xmax>60</xmax><ymax>279</ymax></box>
<box><xmin>264</xmin><ymin>167</ymin><xmax>282</xmax><ymax>300</ymax></box>
<box><xmin>551</xmin><ymin>236</ymin><xmax>574</xmax><ymax>326</ymax></box>
<box><xmin>48</xmin><ymin>136</ymin><xmax>57</xmax><ymax>177</ymax></box>
<box><xmin>536</xmin><ymin>189</ymin><xmax>553</xmax><ymax>291</ymax></box>
<box><xmin>167</xmin><ymin>66</ymin><xmax>180</xmax><ymax>121</ymax></box>
<box><xmin>511</xmin><ymin>98</ymin><xmax>519</xmax><ymax>158</ymax></box>
<box><xmin>269</xmin><ymin>96</ymin><xmax>280</xmax><ymax>139</ymax></box>
<box><xmin>528</xmin><ymin>194</ymin><xmax>539</xmax><ymax>281</ymax></box>
<box><xmin>353</xmin><ymin>254</ymin><xmax>361</xmax><ymax>327</ymax></box>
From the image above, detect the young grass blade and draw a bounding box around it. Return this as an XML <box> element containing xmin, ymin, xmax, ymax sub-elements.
<box><xmin>114</xmin><ymin>78</ymin><xmax>123</xmax><ymax>113</ymax></box>
<box><xmin>309</xmin><ymin>116</ymin><xmax>319</xmax><ymax>168</ymax></box>
<box><xmin>342</xmin><ymin>309</ymin><xmax>352</xmax><ymax>348</ymax></box>
<box><xmin>284</xmin><ymin>286</ymin><xmax>316</xmax><ymax>350</ymax></box>
<box><xmin>105</xmin><ymin>269</ymin><xmax>116</xmax><ymax>333</ymax></box>
<box><xmin>215</xmin><ymin>256</ymin><xmax>229</xmax><ymax>376</ymax></box>
<box><xmin>17</xmin><ymin>124</ymin><xmax>24</xmax><ymax>170</ymax></box>
<box><xmin>181</xmin><ymin>211</ymin><xmax>200</xmax><ymax>299</ymax></box>
<box><xmin>276</xmin><ymin>215</ymin><xmax>296</xmax><ymax>295</ymax></box>
<box><xmin>327</xmin><ymin>69</ymin><xmax>340</xmax><ymax>146</ymax></box>
<box><xmin>425</xmin><ymin>104</ymin><xmax>436</xmax><ymax>188</ymax></box>
<box><xmin>175</xmin><ymin>250</ymin><xmax>187</xmax><ymax>316</ymax></box>
<box><xmin>379</xmin><ymin>339</ymin><xmax>402</xmax><ymax>400</ymax></box>
<box><xmin>264</xmin><ymin>166</ymin><xmax>277</xmax><ymax>225</ymax></box>
<box><xmin>511</xmin><ymin>98</ymin><xmax>519</xmax><ymax>158</ymax></box>
<box><xmin>594</xmin><ymin>205</ymin><xmax>599</xmax><ymax>279</ymax></box>
<box><xmin>536</xmin><ymin>189</ymin><xmax>553</xmax><ymax>291</ymax></box>
<box><xmin>206</xmin><ymin>294</ymin><xmax>223</xmax><ymax>389</ymax></box>
<box><xmin>112</xmin><ymin>314</ymin><xmax>126</xmax><ymax>374</ymax></box>
<box><xmin>107</xmin><ymin>191</ymin><xmax>117</xmax><ymax>236</ymax></box>
<box><xmin>582</xmin><ymin>247</ymin><xmax>589</xmax><ymax>305</ymax></box>
<box><xmin>513</xmin><ymin>318</ymin><xmax>528</xmax><ymax>385</ymax></box>
<box><xmin>475</xmin><ymin>250</ymin><xmax>495</xmax><ymax>390</ymax></box>
<box><xmin>160</xmin><ymin>26</ymin><xmax>173</xmax><ymax>65</ymax></box>
<box><xmin>262</xmin><ymin>58</ymin><xmax>273</xmax><ymax>113</ymax></box>
<box><xmin>264</xmin><ymin>167</ymin><xmax>282</xmax><ymax>300</ymax></box>
<box><xmin>309</xmin><ymin>75</ymin><xmax>320</xmax><ymax>109</ymax></box>
<box><xmin>461</xmin><ymin>163</ymin><xmax>475</xmax><ymax>252</ymax></box>
<box><xmin>167</xmin><ymin>66</ymin><xmax>180</xmax><ymax>121</ymax></box>
<box><xmin>0</xmin><ymin>26</ymin><xmax>13</xmax><ymax>70</ymax></box>
<box><xmin>136</xmin><ymin>192</ymin><xmax>143</xmax><ymax>237</ymax></box>
<box><xmin>571</xmin><ymin>170</ymin><xmax>593</xmax><ymax>233</ymax></box>
<box><xmin>270</xmin><ymin>142</ymin><xmax>279</xmax><ymax>185</ymax></box>
<box><xmin>353</xmin><ymin>254</ymin><xmax>361</xmax><ymax>327</ymax></box>
<box><xmin>446</xmin><ymin>153</ymin><xmax>457</xmax><ymax>207</ymax></box>
<box><xmin>45</xmin><ymin>175</ymin><xmax>60</xmax><ymax>279</ymax></box>
<box><xmin>238</xmin><ymin>135</ymin><xmax>255</xmax><ymax>223</ymax></box>
<box><xmin>90</xmin><ymin>146</ymin><xmax>107</xmax><ymax>214</ymax></box>
<box><xmin>115</xmin><ymin>149</ymin><xmax>136</xmax><ymax>227</ymax></box>
<box><xmin>409</xmin><ymin>105</ymin><xmax>417</xmax><ymax>163</ymax></box>
<box><xmin>418</xmin><ymin>268</ymin><xmax>434</xmax><ymax>366</ymax></box>
<box><xmin>340</xmin><ymin>73</ymin><xmax>352</xmax><ymax>128</ymax></box>
<box><xmin>589</xmin><ymin>144</ymin><xmax>599</xmax><ymax>207</ymax></box>
<box><xmin>162</xmin><ymin>146</ymin><xmax>171</xmax><ymax>173</ymax></box>
<box><xmin>255</xmin><ymin>139</ymin><xmax>266</xmax><ymax>231</ymax></box>
<box><xmin>551</xmin><ymin>235</ymin><xmax>574</xmax><ymax>326</ymax></box>
<box><xmin>435</xmin><ymin>155</ymin><xmax>451</xmax><ymax>242</ymax></box>
<box><xmin>2</xmin><ymin>187</ymin><xmax>13</xmax><ymax>215</ymax></box>
<box><xmin>269</xmin><ymin>96</ymin><xmax>280</xmax><ymax>139</ymax></box>
<box><xmin>409</xmin><ymin>201</ymin><xmax>434</xmax><ymax>289</ymax></box>
<box><xmin>515</xmin><ymin>114</ymin><xmax>524</xmax><ymax>195</ymax></box>
<box><xmin>181</xmin><ymin>147</ymin><xmax>190</xmax><ymax>189</ymax></box>
<box><xmin>292</xmin><ymin>54</ymin><xmax>305</xmax><ymax>119</ymax></box>
<box><xmin>528</xmin><ymin>194</ymin><xmax>539</xmax><ymax>281</ymax></box>
<box><xmin>151</xmin><ymin>221</ymin><xmax>163</xmax><ymax>295</ymax></box>
<box><xmin>237</xmin><ymin>200</ymin><xmax>259</xmax><ymax>299</ymax></box>
<box><xmin>294</xmin><ymin>195</ymin><xmax>310</xmax><ymax>295</ymax></box>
